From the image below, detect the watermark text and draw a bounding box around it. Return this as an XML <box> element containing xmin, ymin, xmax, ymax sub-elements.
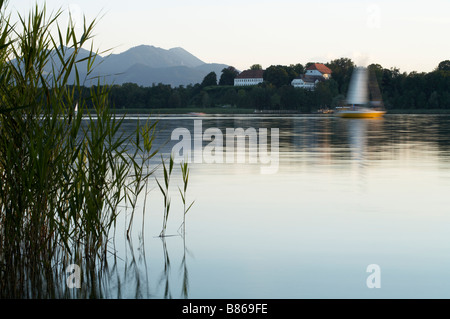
<box><xmin>171</xmin><ymin>120</ymin><xmax>279</xmax><ymax>174</ymax></box>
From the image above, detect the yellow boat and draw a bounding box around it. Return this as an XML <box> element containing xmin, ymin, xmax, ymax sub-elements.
<box><xmin>336</xmin><ymin>66</ymin><xmax>386</xmax><ymax>119</ymax></box>
<box><xmin>337</xmin><ymin>107</ymin><xmax>386</xmax><ymax>118</ymax></box>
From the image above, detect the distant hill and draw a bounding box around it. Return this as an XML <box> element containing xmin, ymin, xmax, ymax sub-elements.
<box><xmin>78</xmin><ymin>45</ymin><xmax>229</xmax><ymax>87</ymax></box>
<box><xmin>113</xmin><ymin>62</ymin><xmax>229</xmax><ymax>87</ymax></box>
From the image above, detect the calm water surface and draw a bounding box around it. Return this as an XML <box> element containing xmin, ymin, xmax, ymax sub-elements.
<box><xmin>109</xmin><ymin>114</ymin><xmax>450</xmax><ymax>299</ymax></box>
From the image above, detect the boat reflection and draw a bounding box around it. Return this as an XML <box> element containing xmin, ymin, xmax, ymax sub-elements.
<box><xmin>345</xmin><ymin>117</ymin><xmax>385</xmax><ymax>194</ymax></box>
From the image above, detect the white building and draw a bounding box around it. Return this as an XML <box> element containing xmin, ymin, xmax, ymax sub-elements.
<box><xmin>291</xmin><ymin>76</ymin><xmax>320</xmax><ymax>90</ymax></box>
<box><xmin>234</xmin><ymin>69</ymin><xmax>264</xmax><ymax>86</ymax></box>
<box><xmin>291</xmin><ymin>63</ymin><xmax>332</xmax><ymax>90</ymax></box>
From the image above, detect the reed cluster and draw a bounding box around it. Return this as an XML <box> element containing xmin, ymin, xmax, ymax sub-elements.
<box><xmin>0</xmin><ymin>2</ymin><xmax>161</xmax><ymax>298</ymax></box>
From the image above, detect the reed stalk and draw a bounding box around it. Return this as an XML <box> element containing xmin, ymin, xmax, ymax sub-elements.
<box><xmin>156</xmin><ymin>154</ymin><xmax>174</xmax><ymax>237</ymax></box>
<box><xmin>178</xmin><ymin>160</ymin><xmax>195</xmax><ymax>235</ymax></box>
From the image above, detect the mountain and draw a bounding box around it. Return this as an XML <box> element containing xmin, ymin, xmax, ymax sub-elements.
<box><xmin>96</xmin><ymin>45</ymin><xmax>205</xmax><ymax>74</ymax></box>
<box><xmin>86</xmin><ymin>45</ymin><xmax>228</xmax><ymax>87</ymax></box>
<box><xmin>114</xmin><ymin>63</ymin><xmax>228</xmax><ymax>87</ymax></box>
<box><xmin>17</xmin><ymin>45</ymin><xmax>228</xmax><ymax>87</ymax></box>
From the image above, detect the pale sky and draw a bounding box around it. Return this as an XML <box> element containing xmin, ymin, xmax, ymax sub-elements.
<box><xmin>9</xmin><ymin>0</ymin><xmax>450</xmax><ymax>73</ymax></box>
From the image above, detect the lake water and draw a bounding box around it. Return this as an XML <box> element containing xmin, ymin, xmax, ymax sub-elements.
<box><xmin>106</xmin><ymin>114</ymin><xmax>450</xmax><ymax>299</ymax></box>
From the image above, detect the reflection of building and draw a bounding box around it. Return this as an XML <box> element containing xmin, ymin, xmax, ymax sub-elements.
<box><xmin>291</xmin><ymin>63</ymin><xmax>332</xmax><ymax>90</ymax></box>
<box><xmin>234</xmin><ymin>69</ymin><xmax>264</xmax><ymax>86</ymax></box>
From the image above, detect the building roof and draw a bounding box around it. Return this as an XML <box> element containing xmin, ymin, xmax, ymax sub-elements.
<box><xmin>306</xmin><ymin>63</ymin><xmax>332</xmax><ymax>74</ymax></box>
<box><xmin>293</xmin><ymin>75</ymin><xmax>325</xmax><ymax>83</ymax></box>
<box><xmin>235</xmin><ymin>69</ymin><xmax>264</xmax><ymax>79</ymax></box>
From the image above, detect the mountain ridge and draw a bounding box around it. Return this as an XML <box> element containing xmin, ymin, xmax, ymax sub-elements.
<box><xmin>88</xmin><ymin>45</ymin><xmax>226</xmax><ymax>87</ymax></box>
<box><xmin>40</xmin><ymin>45</ymin><xmax>227</xmax><ymax>87</ymax></box>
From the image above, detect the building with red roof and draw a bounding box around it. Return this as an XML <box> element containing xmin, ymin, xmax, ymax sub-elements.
<box><xmin>234</xmin><ymin>69</ymin><xmax>264</xmax><ymax>86</ymax></box>
<box><xmin>305</xmin><ymin>63</ymin><xmax>332</xmax><ymax>79</ymax></box>
<box><xmin>291</xmin><ymin>63</ymin><xmax>332</xmax><ymax>90</ymax></box>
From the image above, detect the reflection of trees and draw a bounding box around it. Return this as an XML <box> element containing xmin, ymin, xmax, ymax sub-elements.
<box><xmin>288</xmin><ymin>115</ymin><xmax>450</xmax><ymax>164</ymax></box>
<box><xmin>158</xmin><ymin>115</ymin><xmax>450</xmax><ymax>171</ymax></box>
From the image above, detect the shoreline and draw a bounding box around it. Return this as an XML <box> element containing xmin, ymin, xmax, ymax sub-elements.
<box><xmin>102</xmin><ymin>107</ymin><xmax>450</xmax><ymax>116</ymax></box>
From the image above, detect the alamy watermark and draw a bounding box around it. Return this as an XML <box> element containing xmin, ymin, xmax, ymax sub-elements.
<box><xmin>366</xmin><ymin>4</ymin><xmax>382</xmax><ymax>29</ymax></box>
<box><xmin>171</xmin><ymin>120</ymin><xmax>279</xmax><ymax>174</ymax></box>
<box><xmin>366</xmin><ymin>264</ymin><xmax>381</xmax><ymax>288</ymax></box>
<box><xmin>66</xmin><ymin>264</ymin><xmax>81</xmax><ymax>289</ymax></box>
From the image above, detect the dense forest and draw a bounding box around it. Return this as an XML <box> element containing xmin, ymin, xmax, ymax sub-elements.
<box><xmin>82</xmin><ymin>58</ymin><xmax>450</xmax><ymax>112</ymax></box>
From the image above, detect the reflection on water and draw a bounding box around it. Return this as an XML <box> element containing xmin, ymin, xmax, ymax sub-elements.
<box><xmin>107</xmin><ymin>114</ymin><xmax>450</xmax><ymax>299</ymax></box>
<box><xmin>8</xmin><ymin>114</ymin><xmax>450</xmax><ymax>298</ymax></box>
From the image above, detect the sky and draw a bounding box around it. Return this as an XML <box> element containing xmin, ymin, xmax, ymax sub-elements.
<box><xmin>9</xmin><ymin>0</ymin><xmax>450</xmax><ymax>73</ymax></box>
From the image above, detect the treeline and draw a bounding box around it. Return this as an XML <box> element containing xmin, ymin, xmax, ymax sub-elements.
<box><xmin>103</xmin><ymin>82</ymin><xmax>331</xmax><ymax>112</ymax></box>
<box><xmin>370</xmin><ymin>61</ymin><xmax>450</xmax><ymax>109</ymax></box>
<box><xmin>82</xmin><ymin>59</ymin><xmax>450</xmax><ymax>111</ymax></box>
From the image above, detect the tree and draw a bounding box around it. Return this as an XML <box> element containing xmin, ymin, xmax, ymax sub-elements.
<box><xmin>219</xmin><ymin>66</ymin><xmax>239</xmax><ymax>86</ymax></box>
<box><xmin>263</xmin><ymin>65</ymin><xmax>289</xmax><ymax>88</ymax></box>
<box><xmin>428</xmin><ymin>91</ymin><xmax>439</xmax><ymax>108</ymax></box>
<box><xmin>290</xmin><ymin>63</ymin><xmax>304</xmax><ymax>76</ymax></box>
<box><xmin>381</xmin><ymin>67</ymin><xmax>402</xmax><ymax>100</ymax></box>
<box><xmin>279</xmin><ymin>86</ymin><xmax>298</xmax><ymax>110</ymax></box>
<box><xmin>314</xmin><ymin>81</ymin><xmax>335</xmax><ymax>108</ymax></box>
<box><xmin>221</xmin><ymin>88</ymin><xmax>238</xmax><ymax>106</ymax></box>
<box><xmin>168</xmin><ymin>91</ymin><xmax>182</xmax><ymax>108</ymax></box>
<box><xmin>201</xmin><ymin>91</ymin><xmax>212</xmax><ymax>107</ymax></box>
<box><xmin>437</xmin><ymin>60</ymin><xmax>450</xmax><ymax>71</ymax></box>
<box><xmin>201</xmin><ymin>72</ymin><xmax>217</xmax><ymax>87</ymax></box>
<box><xmin>326</xmin><ymin>58</ymin><xmax>355</xmax><ymax>94</ymax></box>
<box><xmin>250</xmin><ymin>64</ymin><xmax>263</xmax><ymax>70</ymax></box>
<box><xmin>368</xmin><ymin>63</ymin><xmax>383</xmax><ymax>86</ymax></box>
<box><xmin>249</xmin><ymin>87</ymin><xmax>271</xmax><ymax>109</ymax></box>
